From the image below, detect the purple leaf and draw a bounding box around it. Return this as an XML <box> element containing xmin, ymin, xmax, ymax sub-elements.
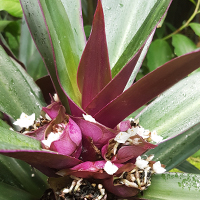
<box><xmin>77</xmin><ymin>0</ymin><xmax>112</xmax><ymax>109</ymax></box>
<box><xmin>0</xmin><ymin>150</ymin><xmax>81</xmax><ymax>177</ymax></box>
<box><xmin>102</xmin><ymin>177</ymin><xmax>139</xmax><ymax>198</ymax></box>
<box><xmin>85</xmin><ymin>46</ymin><xmax>144</xmax><ymax>115</ymax></box>
<box><xmin>94</xmin><ymin>49</ymin><xmax>200</xmax><ymax>128</ymax></box>
<box><xmin>71</xmin><ymin>117</ymin><xmax>117</xmax><ymax>149</ymax></box>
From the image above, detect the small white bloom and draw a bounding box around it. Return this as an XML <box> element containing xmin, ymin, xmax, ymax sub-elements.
<box><xmin>53</xmin><ymin>93</ymin><xmax>60</xmax><ymax>102</ymax></box>
<box><xmin>104</xmin><ymin>161</ymin><xmax>118</xmax><ymax>175</ymax></box>
<box><xmin>82</xmin><ymin>114</ymin><xmax>96</xmax><ymax>123</ymax></box>
<box><xmin>42</xmin><ymin>132</ymin><xmax>62</xmax><ymax>148</ymax></box>
<box><xmin>13</xmin><ymin>112</ymin><xmax>35</xmax><ymax>129</ymax></box>
<box><xmin>45</xmin><ymin>114</ymin><xmax>52</xmax><ymax>121</ymax></box>
<box><xmin>151</xmin><ymin>131</ymin><xmax>163</xmax><ymax>143</ymax></box>
<box><xmin>114</xmin><ymin>131</ymin><xmax>130</xmax><ymax>143</ymax></box>
<box><xmin>127</xmin><ymin>127</ymin><xmax>137</xmax><ymax>136</ymax></box>
<box><xmin>135</xmin><ymin>156</ymin><xmax>149</xmax><ymax>169</ymax></box>
<box><xmin>136</xmin><ymin>127</ymin><xmax>150</xmax><ymax>139</ymax></box>
<box><xmin>153</xmin><ymin>161</ymin><xmax>166</xmax><ymax>174</ymax></box>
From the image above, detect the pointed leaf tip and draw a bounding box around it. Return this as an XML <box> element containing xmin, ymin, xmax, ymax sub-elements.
<box><xmin>77</xmin><ymin>0</ymin><xmax>111</xmax><ymax>109</ymax></box>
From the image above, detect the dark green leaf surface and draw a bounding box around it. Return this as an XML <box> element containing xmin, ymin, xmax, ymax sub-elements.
<box><xmin>189</xmin><ymin>22</ymin><xmax>200</xmax><ymax>37</ymax></box>
<box><xmin>0</xmin><ymin>182</ymin><xmax>36</xmax><ymax>200</ymax></box>
<box><xmin>176</xmin><ymin>160</ymin><xmax>200</xmax><ymax>174</ymax></box>
<box><xmin>0</xmin><ymin>0</ymin><xmax>23</xmax><ymax>17</ymax></box>
<box><xmin>0</xmin><ymin>46</ymin><xmax>45</xmax><ymax>120</ymax></box>
<box><xmin>0</xmin><ymin>20</ymin><xmax>12</xmax><ymax>32</ymax></box>
<box><xmin>0</xmin><ymin>154</ymin><xmax>48</xmax><ymax>198</ymax></box>
<box><xmin>102</xmin><ymin>0</ymin><xmax>172</xmax><ymax>76</ymax></box>
<box><xmin>39</xmin><ymin>0</ymin><xmax>86</xmax><ymax>106</ymax></box>
<box><xmin>138</xmin><ymin>72</ymin><xmax>200</xmax><ymax>140</ymax></box>
<box><xmin>147</xmin><ymin>39</ymin><xmax>173</xmax><ymax>71</ymax></box>
<box><xmin>138</xmin><ymin>173</ymin><xmax>200</xmax><ymax>200</ymax></box>
<box><xmin>172</xmin><ymin>34</ymin><xmax>197</xmax><ymax>56</ymax></box>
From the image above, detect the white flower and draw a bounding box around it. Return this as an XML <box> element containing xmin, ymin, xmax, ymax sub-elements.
<box><xmin>104</xmin><ymin>161</ymin><xmax>118</xmax><ymax>175</ymax></box>
<box><xmin>82</xmin><ymin>114</ymin><xmax>96</xmax><ymax>123</ymax></box>
<box><xmin>13</xmin><ymin>112</ymin><xmax>35</xmax><ymax>129</ymax></box>
<box><xmin>153</xmin><ymin>161</ymin><xmax>166</xmax><ymax>174</ymax></box>
<box><xmin>114</xmin><ymin>131</ymin><xmax>130</xmax><ymax>143</ymax></box>
<box><xmin>53</xmin><ymin>93</ymin><xmax>60</xmax><ymax>102</ymax></box>
<box><xmin>41</xmin><ymin>132</ymin><xmax>62</xmax><ymax>148</ymax></box>
<box><xmin>137</xmin><ymin>127</ymin><xmax>150</xmax><ymax>139</ymax></box>
<box><xmin>135</xmin><ymin>156</ymin><xmax>149</xmax><ymax>169</ymax></box>
<box><xmin>127</xmin><ymin>127</ymin><xmax>137</xmax><ymax>136</ymax></box>
<box><xmin>151</xmin><ymin>131</ymin><xmax>163</xmax><ymax>143</ymax></box>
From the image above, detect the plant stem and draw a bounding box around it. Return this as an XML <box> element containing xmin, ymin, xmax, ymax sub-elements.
<box><xmin>163</xmin><ymin>0</ymin><xmax>200</xmax><ymax>40</ymax></box>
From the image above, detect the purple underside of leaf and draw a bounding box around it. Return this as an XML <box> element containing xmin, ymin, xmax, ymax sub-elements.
<box><xmin>94</xmin><ymin>49</ymin><xmax>200</xmax><ymax>128</ymax></box>
<box><xmin>0</xmin><ymin>150</ymin><xmax>82</xmax><ymax>175</ymax></box>
<box><xmin>85</xmin><ymin>45</ymin><xmax>144</xmax><ymax>116</ymax></box>
<box><xmin>71</xmin><ymin>117</ymin><xmax>117</xmax><ymax>149</ymax></box>
<box><xmin>102</xmin><ymin>177</ymin><xmax>139</xmax><ymax>198</ymax></box>
<box><xmin>77</xmin><ymin>0</ymin><xmax>112</xmax><ymax>110</ymax></box>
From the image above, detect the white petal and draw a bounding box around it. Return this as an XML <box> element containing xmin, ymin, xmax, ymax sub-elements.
<box><xmin>127</xmin><ymin>127</ymin><xmax>137</xmax><ymax>137</ymax></box>
<box><xmin>153</xmin><ymin>161</ymin><xmax>166</xmax><ymax>174</ymax></box>
<box><xmin>42</xmin><ymin>132</ymin><xmax>61</xmax><ymax>148</ymax></box>
<box><xmin>135</xmin><ymin>156</ymin><xmax>149</xmax><ymax>169</ymax></box>
<box><xmin>104</xmin><ymin>161</ymin><xmax>118</xmax><ymax>175</ymax></box>
<box><xmin>114</xmin><ymin>131</ymin><xmax>130</xmax><ymax>143</ymax></box>
<box><xmin>13</xmin><ymin>112</ymin><xmax>35</xmax><ymax>129</ymax></box>
<box><xmin>53</xmin><ymin>93</ymin><xmax>60</xmax><ymax>102</ymax></box>
<box><xmin>151</xmin><ymin>131</ymin><xmax>163</xmax><ymax>143</ymax></box>
<box><xmin>82</xmin><ymin>114</ymin><xmax>96</xmax><ymax>123</ymax></box>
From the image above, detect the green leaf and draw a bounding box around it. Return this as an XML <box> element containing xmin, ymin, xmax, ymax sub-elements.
<box><xmin>0</xmin><ymin>182</ymin><xmax>36</xmax><ymax>200</ymax></box>
<box><xmin>0</xmin><ymin>154</ymin><xmax>48</xmax><ymax>198</ymax></box>
<box><xmin>0</xmin><ymin>119</ymin><xmax>10</xmax><ymax>129</ymax></box>
<box><xmin>0</xmin><ymin>46</ymin><xmax>46</xmax><ymax>120</ymax></box>
<box><xmin>0</xmin><ymin>126</ymin><xmax>42</xmax><ymax>150</ymax></box>
<box><xmin>138</xmin><ymin>173</ymin><xmax>200</xmax><ymax>200</ymax></box>
<box><xmin>172</xmin><ymin>34</ymin><xmax>197</xmax><ymax>56</ymax></box>
<box><xmin>189</xmin><ymin>22</ymin><xmax>200</xmax><ymax>37</ymax></box>
<box><xmin>39</xmin><ymin>0</ymin><xmax>86</xmax><ymax>106</ymax></box>
<box><xmin>138</xmin><ymin>72</ymin><xmax>200</xmax><ymax>140</ymax></box>
<box><xmin>192</xmin><ymin>150</ymin><xmax>200</xmax><ymax>157</ymax></box>
<box><xmin>176</xmin><ymin>160</ymin><xmax>200</xmax><ymax>174</ymax></box>
<box><xmin>145</xmin><ymin>122</ymin><xmax>200</xmax><ymax>171</ymax></box>
<box><xmin>19</xmin><ymin>18</ymin><xmax>47</xmax><ymax>80</ymax></box>
<box><xmin>20</xmin><ymin>0</ymin><xmax>70</xmax><ymax>112</ymax></box>
<box><xmin>147</xmin><ymin>39</ymin><xmax>173</xmax><ymax>71</ymax></box>
<box><xmin>0</xmin><ymin>20</ymin><xmax>12</xmax><ymax>32</ymax></box>
<box><xmin>101</xmin><ymin>0</ymin><xmax>172</xmax><ymax>77</ymax></box>
<box><xmin>0</xmin><ymin>0</ymin><xmax>23</xmax><ymax>17</ymax></box>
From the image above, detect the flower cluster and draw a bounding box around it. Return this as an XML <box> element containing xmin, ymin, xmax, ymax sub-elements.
<box><xmin>13</xmin><ymin>100</ymin><xmax>166</xmax><ymax>198</ymax></box>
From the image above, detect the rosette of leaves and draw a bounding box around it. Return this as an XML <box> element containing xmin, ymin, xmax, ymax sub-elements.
<box><xmin>0</xmin><ymin>0</ymin><xmax>200</xmax><ymax>199</ymax></box>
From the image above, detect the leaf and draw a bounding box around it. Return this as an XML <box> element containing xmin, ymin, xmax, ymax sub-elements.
<box><xmin>19</xmin><ymin>17</ymin><xmax>47</xmax><ymax>80</ymax></box>
<box><xmin>144</xmin><ymin>122</ymin><xmax>200</xmax><ymax>171</ymax></box>
<box><xmin>19</xmin><ymin>0</ymin><xmax>70</xmax><ymax>112</ymax></box>
<box><xmin>137</xmin><ymin>173</ymin><xmax>200</xmax><ymax>200</ymax></box>
<box><xmin>77</xmin><ymin>0</ymin><xmax>112</xmax><ymax>109</ymax></box>
<box><xmin>172</xmin><ymin>34</ymin><xmax>197</xmax><ymax>56</ymax></box>
<box><xmin>101</xmin><ymin>0</ymin><xmax>172</xmax><ymax>77</ymax></box>
<box><xmin>0</xmin><ymin>127</ymin><xmax>42</xmax><ymax>150</ymax></box>
<box><xmin>189</xmin><ymin>22</ymin><xmax>200</xmax><ymax>37</ymax></box>
<box><xmin>0</xmin><ymin>127</ymin><xmax>81</xmax><ymax>175</ymax></box>
<box><xmin>0</xmin><ymin>0</ymin><xmax>23</xmax><ymax>17</ymax></box>
<box><xmin>176</xmin><ymin>160</ymin><xmax>200</xmax><ymax>174</ymax></box>
<box><xmin>0</xmin><ymin>20</ymin><xmax>12</xmax><ymax>32</ymax></box>
<box><xmin>38</xmin><ymin>0</ymin><xmax>86</xmax><ymax>106</ymax></box>
<box><xmin>147</xmin><ymin>39</ymin><xmax>173</xmax><ymax>71</ymax></box>
<box><xmin>85</xmin><ymin>40</ymin><xmax>144</xmax><ymax>116</ymax></box>
<box><xmin>0</xmin><ymin>46</ymin><xmax>46</xmax><ymax>120</ymax></box>
<box><xmin>0</xmin><ymin>182</ymin><xmax>36</xmax><ymax>200</ymax></box>
<box><xmin>94</xmin><ymin>49</ymin><xmax>200</xmax><ymax>128</ymax></box>
<box><xmin>138</xmin><ymin>72</ymin><xmax>200</xmax><ymax>140</ymax></box>
<box><xmin>0</xmin><ymin>154</ymin><xmax>48</xmax><ymax>198</ymax></box>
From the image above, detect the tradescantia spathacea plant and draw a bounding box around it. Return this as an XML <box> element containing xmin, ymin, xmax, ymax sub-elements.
<box><xmin>1</xmin><ymin>0</ymin><xmax>200</xmax><ymax>199</ymax></box>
